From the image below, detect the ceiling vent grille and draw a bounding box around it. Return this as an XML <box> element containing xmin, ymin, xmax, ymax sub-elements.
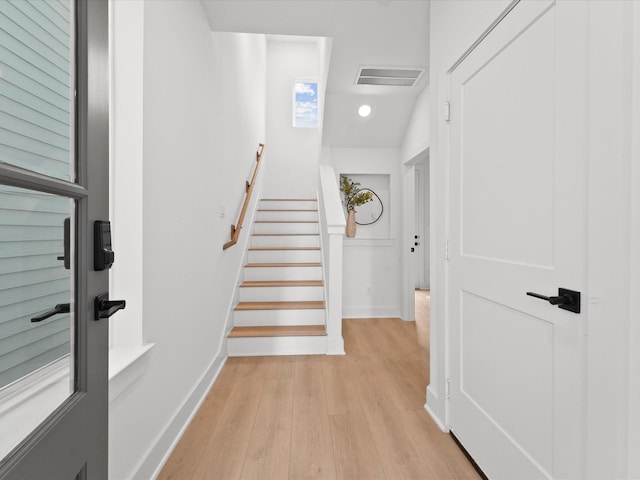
<box><xmin>355</xmin><ymin>66</ymin><xmax>425</xmax><ymax>87</ymax></box>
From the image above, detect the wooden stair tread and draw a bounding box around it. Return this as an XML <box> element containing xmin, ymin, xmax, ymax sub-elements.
<box><xmin>261</xmin><ymin>198</ymin><xmax>316</xmax><ymax>201</ymax></box>
<box><xmin>245</xmin><ymin>262</ymin><xmax>321</xmax><ymax>268</ymax></box>
<box><xmin>249</xmin><ymin>247</ymin><xmax>320</xmax><ymax>251</ymax></box>
<box><xmin>234</xmin><ymin>301</ymin><xmax>325</xmax><ymax>311</ymax></box>
<box><xmin>228</xmin><ymin>325</ymin><xmax>326</xmax><ymax>338</ymax></box>
<box><xmin>240</xmin><ymin>280</ymin><xmax>323</xmax><ymax>287</ymax></box>
<box><xmin>252</xmin><ymin>233</ymin><xmax>319</xmax><ymax>236</ymax></box>
<box><xmin>255</xmin><ymin>220</ymin><xmax>318</xmax><ymax>223</ymax></box>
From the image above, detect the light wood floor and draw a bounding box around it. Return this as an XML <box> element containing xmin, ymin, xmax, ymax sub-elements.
<box><xmin>159</xmin><ymin>290</ymin><xmax>480</xmax><ymax>480</ymax></box>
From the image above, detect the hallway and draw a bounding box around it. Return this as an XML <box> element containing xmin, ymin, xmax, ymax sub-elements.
<box><xmin>159</xmin><ymin>291</ymin><xmax>478</xmax><ymax>479</ymax></box>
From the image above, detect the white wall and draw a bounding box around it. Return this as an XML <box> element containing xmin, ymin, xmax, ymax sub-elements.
<box><xmin>330</xmin><ymin>148</ymin><xmax>403</xmax><ymax>318</ymax></box>
<box><xmin>262</xmin><ymin>39</ymin><xmax>321</xmax><ymax>197</ymax></box>
<box><xmin>108</xmin><ymin>2</ymin><xmax>267</xmax><ymax>478</ymax></box>
<box><xmin>426</xmin><ymin>0</ymin><xmax>513</xmax><ymax>428</ymax></box>
<box><xmin>401</xmin><ymin>85</ymin><xmax>430</xmax><ymax>163</ymax></box>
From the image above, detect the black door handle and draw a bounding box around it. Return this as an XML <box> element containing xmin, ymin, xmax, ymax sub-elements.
<box><xmin>526</xmin><ymin>292</ymin><xmax>572</xmax><ymax>305</ymax></box>
<box><xmin>56</xmin><ymin>217</ymin><xmax>70</xmax><ymax>269</ymax></box>
<box><xmin>526</xmin><ymin>288</ymin><xmax>581</xmax><ymax>313</ymax></box>
<box><xmin>31</xmin><ymin>303</ymin><xmax>70</xmax><ymax>323</ymax></box>
<box><xmin>95</xmin><ymin>293</ymin><xmax>126</xmax><ymax>320</ymax></box>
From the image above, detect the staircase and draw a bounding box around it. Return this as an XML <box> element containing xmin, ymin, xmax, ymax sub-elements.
<box><xmin>227</xmin><ymin>198</ymin><xmax>328</xmax><ymax>356</ymax></box>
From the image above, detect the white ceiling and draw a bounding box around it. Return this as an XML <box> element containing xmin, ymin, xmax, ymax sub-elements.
<box><xmin>200</xmin><ymin>0</ymin><xmax>430</xmax><ymax>148</ymax></box>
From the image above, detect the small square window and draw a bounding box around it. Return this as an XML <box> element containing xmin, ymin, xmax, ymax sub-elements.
<box><xmin>293</xmin><ymin>81</ymin><xmax>318</xmax><ymax>128</ymax></box>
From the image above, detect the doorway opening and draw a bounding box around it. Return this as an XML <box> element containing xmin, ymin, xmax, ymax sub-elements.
<box><xmin>403</xmin><ymin>147</ymin><xmax>430</xmax><ymax>323</ymax></box>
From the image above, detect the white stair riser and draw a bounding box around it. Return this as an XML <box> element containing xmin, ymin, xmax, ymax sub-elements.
<box><xmin>251</xmin><ymin>235</ymin><xmax>320</xmax><ymax>248</ymax></box>
<box><xmin>253</xmin><ymin>222</ymin><xmax>319</xmax><ymax>234</ymax></box>
<box><xmin>238</xmin><ymin>286</ymin><xmax>324</xmax><ymax>302</ymax></box>
<box><xmin>255</xmin><ymin>211</ymin><xmax>318</xmax><ymax>222</ymax></box>
<box><xmin>233</xmin><ymin>308</ymin><xmax>325</xmax><ymax>327</ymax></box>
<box><xmin>260</xmin><ymin>200</ymin><xmax>317</xmax><ymax>210</ymax></box>
<box><xmin>227</xmin><ymin>335</ymin><xmax>327</xmax><ymax>356</ymax></box>
<box><xmin>248</xmin><ymin>249</ymin><xmax>321</xmax><ymax>263</ymax></box>
<box><xmin>244</xmin><ymin>266</ymin><xmax>322</xmax><ymax>281</ymax></box>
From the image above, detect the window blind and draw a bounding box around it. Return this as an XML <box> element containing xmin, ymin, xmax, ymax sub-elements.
<box><xmin>0</xmin><ymin>0</ymin><xmax>73</xmax><ymax>391</ymax></box>
<box><xmin>0</xmin><ymin>0</ymin><xmax>73</xmax><ymax>180</ymax></box>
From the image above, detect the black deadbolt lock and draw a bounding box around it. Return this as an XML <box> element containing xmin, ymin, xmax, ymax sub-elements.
<box><xmin>94</xmin><ymin>221</ymin><xmax>114</xmax><ymax>270</ymax></box>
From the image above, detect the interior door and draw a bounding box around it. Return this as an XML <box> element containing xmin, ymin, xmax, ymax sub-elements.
<box><xmin>448</xmin><ymin>1</ymin><xmax>588</xmax><ymax>478</ymax></box>
<box><xmin>0</xmin><ymin>1</ymin><xmax>109</xmax><ymax>478</ymax></box>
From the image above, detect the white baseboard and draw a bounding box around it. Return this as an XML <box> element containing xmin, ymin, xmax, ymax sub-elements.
<box><xmin>425</xmin><ymin>384</ymin><xmax>448</xmax><ymax>432</ymax></box>
<box><xmin>131</xmin><ymin>352</ymin><xmax>227</xmax><ymax>480</ymax></box>
<box><xmin>342</xmin><ymin>306</ymin><xmax>401</xmax><ymax>318</ymax></box>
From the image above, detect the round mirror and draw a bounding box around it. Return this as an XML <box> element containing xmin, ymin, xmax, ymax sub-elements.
<box><xmin>354</xmin><ymin>188</ymin><xmax>383</xmax><ymax>225</ymax></box>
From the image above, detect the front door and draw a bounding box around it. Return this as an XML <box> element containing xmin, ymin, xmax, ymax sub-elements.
<box><xmin>0</xmin><ymin>1</ymin><xmax>109</xmax><ymax>478</ymax></box>
<box><xmin>448</xmin><ymin>1</ymin><xmax>588</xmax><ymax>478</ymax></box>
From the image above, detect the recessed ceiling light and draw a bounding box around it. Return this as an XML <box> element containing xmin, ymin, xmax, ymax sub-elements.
<box><xmin>358</xmin><ymin>105</ymin><xmax>372</xmax><ymax>117</ymax></box>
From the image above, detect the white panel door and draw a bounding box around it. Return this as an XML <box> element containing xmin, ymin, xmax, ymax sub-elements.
<box><xmin>448</xmin><ymin>1</ymin><xmax>588</xmax><ymax>478</ymax></box>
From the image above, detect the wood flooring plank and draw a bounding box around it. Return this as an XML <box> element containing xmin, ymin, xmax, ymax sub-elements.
<box><xmin>191</xmin><ymin>359</ymin><xmax>269</xmax><ymax>480</ymax></box>
<box><xmin>290</xmin><ymin>358</ymin><xmax>337</xmax><ymax>480</ymax></box>
<box><xmin>415</xmin><ymin>290</ymin><xmax>431</xmax><ymax>350</ymax></box>
<box><xmin>159</xmin><ymin>293</ymin><xmax>480</xmax><ymax>480</ymax></box>
<box><xmin>329</xmin><ymin>414</ymin><xmax>386</xmax><ymax>480</ymax></box>
<box><xmin>240</xmin><ymin>377</ymin><xmax>294</xmax><ymax>480</ymax></box>
<box><xmin>321</xmin><ymin>356</ymin><xmax>362</xmax><ymax>416</ymax></box>
<box><xmin>265</xmin><ymin>356</ymin><xmax>296</xmax><ymax>380</ymax></box>
<box><xmin>378</xmin><ymin>318</ymin><xmax>423</xmax><ymax>357</ymax></box>
<box><xmin>157</xmin><ymin>387</ymin><xmax>232</xmax><ymax>480</ymax></box>
<box><xmin>370</xmin><ymin>355</ymin><xmax>427</xmax><ymax>412</ymax></box>
<box><xmin>350</xmin><ymin>354</ymin><xmax>436</xmax><ymax>479</ymax></box>
<box><xmin>398</xmin><ymin>409</ymin><xmax>481</xmax><ymax>480</ymax></box>
<box><xmin>341</xmin><ymin>320</ymin><xmax>373</xmax><ymax>355</ymax></box>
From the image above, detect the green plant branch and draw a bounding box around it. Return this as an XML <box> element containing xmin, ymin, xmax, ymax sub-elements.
<box><xmin>340</xmin><ymin>176</ymin><xmax>373</xmax><ymax>212</ymax></box>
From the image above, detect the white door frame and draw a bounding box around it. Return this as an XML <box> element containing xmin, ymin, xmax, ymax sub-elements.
<box><xmin>414</xmin><ymin>164</ymin><xmax>425</xmax><ymax>289</ymax></box>
<box><xmin>629</xmin><ymin>4</ymin><xmax>640</xmax><ymax>477</ymax></box>
<box><xmin>402</xmin><ymin>149</ymin><xmax>429</xmax><ymax>321</ymax></box>
<box><xmin>430</xmin><ymin>0</ymin><xmax>638</xmax><ymax>476</ymax></box>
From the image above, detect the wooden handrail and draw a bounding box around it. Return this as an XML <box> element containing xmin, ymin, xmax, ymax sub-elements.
<box><xmin>223</xmin><ymin>143</ymin><xmax>265</xmax><ymax>250</ymax></box>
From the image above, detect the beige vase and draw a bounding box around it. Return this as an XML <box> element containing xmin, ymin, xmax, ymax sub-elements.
<box><xmin>346</xmin><ymin>210</ymin><xmax>356</xmax><ymax>238</ymax></box>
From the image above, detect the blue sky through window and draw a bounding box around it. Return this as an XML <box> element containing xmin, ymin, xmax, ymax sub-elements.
<box><xmin>294</xmin><ymin>82</ymin><xmax>318</xmax><ymax>128</ymax></box>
